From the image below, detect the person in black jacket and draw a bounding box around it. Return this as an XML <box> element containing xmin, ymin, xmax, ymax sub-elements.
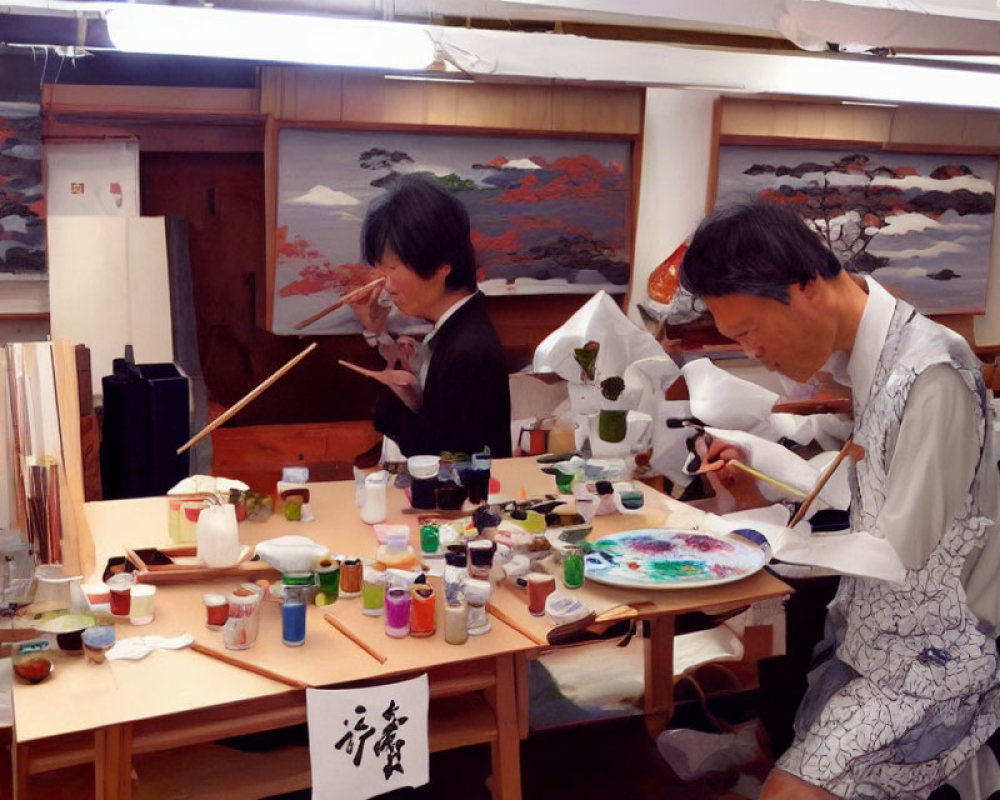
<box><xmin>350</xmin><ymin>174</ymin><xmax>512</xmax><ymax>459</ymax></box>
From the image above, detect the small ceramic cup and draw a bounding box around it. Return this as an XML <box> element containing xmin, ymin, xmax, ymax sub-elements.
<box><xmin>81</xmin><ymin>626</ymin><xmax>116</xmax><ymax>664</ymax></box>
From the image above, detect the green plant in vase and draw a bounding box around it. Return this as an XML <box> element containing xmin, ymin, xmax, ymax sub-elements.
<box><xmin>598</xmin><ymin>376</ymin><xmax>628</xmax><ymax>443</ymax></box>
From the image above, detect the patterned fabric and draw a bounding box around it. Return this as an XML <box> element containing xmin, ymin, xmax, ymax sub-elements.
<box><xmin>778</xmin><ymin>299</ymin><xmax>1000</xmax><ymax>799</ymax></box>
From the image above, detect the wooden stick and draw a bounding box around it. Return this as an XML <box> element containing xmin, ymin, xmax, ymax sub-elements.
<box><xmin>123</xmin><ymin>546</ymin><xmax>146</xmax><ymax>574</ymax></box>
<box><xmin>337</xmin><ymin>359</ymin><xmax>377</xmax><ymax>379</ymax></box>
<box><xmin>190</xmin><ymin>642</ymin><xmax>307</xmax><ymax>689</ymax></box>
<box><xmin>176</xmin><ymin>342</ymin><xmax>318</xmax><ymax>454</ymax></box>
<box><xmin>789</xmin><ymin>438</ymin><xmax>865</xmax><ymax>528</ymax></box>
<box><xmin>293</xmin><ymin>277</ymin><xmax>386</xmax><ymax>331</ymax></box>
<box><xmin>323</xmin><ymin>613</ymin><xmax>388</xmax><ymax>664</ymax></box>
<box><xmin>728</xmin><ymin>460</ymin><xmax>808</xmax><ymax>499</ymax></box>
<box><xmin>486</xmin><ymin>602</ymin><xmax>547</xmax><ymax>646</ymax></box>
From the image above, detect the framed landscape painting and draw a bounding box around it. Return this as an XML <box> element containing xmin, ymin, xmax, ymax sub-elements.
<box><xmin>0</xmin><ymin>102</ymin><xmax>44</xmax><ymax>277</ymax></box>
<box><xmin>271</xmin><ymin>127</ymin><xmax>633</xmax><ymax>334</ymax></box>
<box><xmin>714</xmin><ymin>143</ymin><xmax>998</xmax><ymax>315</ymax></box>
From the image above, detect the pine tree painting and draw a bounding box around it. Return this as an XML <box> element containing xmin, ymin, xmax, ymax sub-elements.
<box><xmin>273</xmin><ymin>129</ymin><xmax>631</xmax><ymax>334</ymax></box>
<box><xmin>715</xmin><ymin>145</ymin><xmax>997</xmax><ymax>314</ymax></box>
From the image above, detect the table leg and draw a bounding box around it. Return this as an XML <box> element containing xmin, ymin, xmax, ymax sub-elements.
<box><xmin>643</xmin><ymin>615</ymin><xmax>675</xmax><ymax>739</ymax></box>
<box><xmin>513</xmin><ymin>652</ymin><xmax>530</xmax><ymax>741</ymax></box>
<box><xmin>483</xmin><ymin>653</ymin><xmax>522</xmax><ymax>800</ymax></box>
<box><xmin>12</xmin><ymin>739</ymin><xmax>29</xmax><ymax>799</ymax></box>
<box><xmin>94</xmin><ymin>723</ymin><xmax>133</xmax><ymax>800</ymax></box>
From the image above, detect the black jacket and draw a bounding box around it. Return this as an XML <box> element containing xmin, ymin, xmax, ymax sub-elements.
<box><xmin>374</xmin><ymin>292</ymin><xmax>512</xmax><ymax>458</ymax></box>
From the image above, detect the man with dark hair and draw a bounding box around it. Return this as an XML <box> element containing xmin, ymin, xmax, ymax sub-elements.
<box><xmin>352</xmin><ymin>173</ymin><xmax>511</xmax><ymax>458</ymax></box>
<box><xmin>680</xmin><ymin>201</ymin><xmax>1000</xmax><ymax>799</ymax></box>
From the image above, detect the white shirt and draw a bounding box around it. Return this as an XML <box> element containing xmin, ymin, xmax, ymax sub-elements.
<box><xmin>847</xmin><ymin>277</ymin><xmax>979</xmax><ymax>570</ymax></box>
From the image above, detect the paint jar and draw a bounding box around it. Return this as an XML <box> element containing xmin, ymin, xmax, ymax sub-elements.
<box><xmin>315</xmin><ymin>558</ymin><xmax>340</xmax><ymax>604</ymax></box>
<box><xmin>419</xmin><ymin>523</ymin><xmax>440</xmax><ymax>555</ymax></box>
<box><xmin>463</xmin><ymin>578</ymin><xmax>492</xmax><ymax>636</ymax></box>
<box><xmin>228</xmin><ymin>488</ymin><xmax>249</xmax><ymax>522</ymax></box>
<box><xmin>339</xmin><ymin>557</ymin><xmax>363</xmax><ymax>598</ymax></box>
<box><xmin>563</xmin><ymin>545</ymin><xmax>585</xmax><ymax>589</ymax></box>
<box><xmin>129</xmin><ymin>584</ymin><xmax>156</xmax><ymax>625</ymax></box>
<box><xmin>168</xmin><ymin>497</ymin><xmax>184</xmax><ymax>543</ymax></box>
<box><xmin>362</xmin><ymin>566</ymin><xmax>387</xmax><ymax>616</ymax></box>
<box><xmin>283</xmin><ymin>494</ymin><xmax>304</xmax><ymax>522</ymax></box>
<box><xmin>467</xmin><ymin>539</ymin><xmax>496</xmax><ymax>582</ymax></box>
<box><xmin>223</xmin><ymin>587</ymin><xmax>262</xmax><ymax>650</ymax></box>
<box><xmin>435</xmin><ymin>480</ymin><xmax>467</xmax><ymax>511</ymax></box>
<box><xmin>81</xmin><ymin>626</ymin><xmax>116</xmax><ymax>664</ymax></box>
<box><xmin>409</xmin><ymin>584</ymin><xmax>436</xmax><ymax>637</ymax></box>
<box><xmin>106</xmin><ymin>572</ymin><xmax>134</xmax><ymax>617</ymax></box>
<box><xmin>203</xmin><ymin>593</ymin><xmax>228</xmax><ymax>630</ymax></box>
<box><xmin>526</xmin><ymin>572</ymin><xmax>557</xmax><ymax>616</ymax></box>
<box><xmin>443</xmin><ymin>547</ymin><xmax>468</xmax><ymax>606</ymax></box>
<box><xmin>408</xmin><ymin>455</ymin><xmax>440</xmax><ymax>510</ymax></box>
<box><xmin>281</xmin><ymin>582</ymin><xmax>307</xmax><ymax>647</ymax></box>
<box><xmin>178</xmin><ymin>500</ymin><xmax>209</xmax><ymax>544</ymax></box>
<box><xmin>444</xmin><ymin>600</ymin><xmax>469</xmax><ymax>645</ymax></box>
<box><xmin>467</xmin><ymin>450</ymin><xmax>492</xmax><ymax>505</ymax></box>
<box><xmin>384</xmin><ymin>587</ymin><xmax>411</xmax><ymax>638</ymax></box>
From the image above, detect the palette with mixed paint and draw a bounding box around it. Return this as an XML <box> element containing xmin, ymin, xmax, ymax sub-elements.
<box><xmin>584</xmin><ymin>529</ymin><xmax>766</xmax><ymax>590</ymax></box>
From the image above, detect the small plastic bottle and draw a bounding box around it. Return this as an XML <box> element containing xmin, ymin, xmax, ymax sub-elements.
<box><xmin>376</xmin><ymin>529</ymin><xmax>419</xmax><ymax>571</ymax></box>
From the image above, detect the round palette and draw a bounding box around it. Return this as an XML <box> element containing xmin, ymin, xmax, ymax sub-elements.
<box><xmin>584</xmin><ymin>529</ymin><xmax>766</xmax><ymax>590</ymax></box>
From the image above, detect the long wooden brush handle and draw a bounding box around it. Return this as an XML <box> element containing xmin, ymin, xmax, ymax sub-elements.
<box><xmin>176</xmin><ymin>342</ymin><xmax>318</xmax><ymax>455</ymax></box>
<box><xmin>789</xmin><ymin>438</ymin><xmax>863</xmax><ymax>528</ymax></box>
<box><xmin>727</xmin><ymin>460</ymin><xmax>808</xmax><ymax>499</ymax></box>
<box><xmin>323</xmin><ymin>613</ymin><xmax>388</xmax><ymax>663</ymax></box>
<box><xmin>190</xmin><ymin>642</ymin><xmax>307</xmax><ymax>689</ymax></box>
<box><xmin>293</xmin><ymin>277</ymin><xmax>386</xmax><ymax>330</ymax></box>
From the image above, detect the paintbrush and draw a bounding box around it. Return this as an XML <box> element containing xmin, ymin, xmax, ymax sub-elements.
<box><xmin>176</xmin><ymin>342</ymin><xmax>318</xmax><ymax>454</ymax></box>
<box><xmin>790</xmin><ymin>438</ymin><xmax>864</xmax><ymax>527</ymax></box>
<box><xmin>727</xmin><ymin>460</ymin><xmax>808</xmax><ymax>499</ymax></box>
<box><xmin>293</xmin><ymin>276</ymin><xmax>386</xmax><ymax>330</ymax></box>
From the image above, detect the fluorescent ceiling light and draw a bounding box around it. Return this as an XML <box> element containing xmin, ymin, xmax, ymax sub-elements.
<box><xmin>105</xmin><ymin>5</ymin><xmax>436</xmax><ymax>71</ymax></box>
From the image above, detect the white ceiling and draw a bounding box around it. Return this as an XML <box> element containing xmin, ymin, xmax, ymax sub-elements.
<box><xmin>6</xmin><ymin>0</ymin><xmax>1000</xmax><ymax>107</ymax></box>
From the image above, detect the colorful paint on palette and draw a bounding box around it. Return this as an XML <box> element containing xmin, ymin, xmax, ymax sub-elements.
<box><xmin>584</xmin><ymin>530</ymin><xmax>765</xmax><ymax>590</ymax></box>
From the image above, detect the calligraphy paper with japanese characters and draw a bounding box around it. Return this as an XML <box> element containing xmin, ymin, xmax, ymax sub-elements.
<box><xmin>306</xmin><ymin>674</ymin><xmax>429</xmax><ymax>799</ymax></box>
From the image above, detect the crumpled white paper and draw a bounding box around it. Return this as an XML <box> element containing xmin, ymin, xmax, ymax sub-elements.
<box><xmin>683</xmin><ymin>359</ymin><xmax>851</xmax><ymax>449</ymax></box>
<box><xmin>168</xmin><ymin>475</ymin><xmax>249</xmax><ymax>497</ymax></box>
<box><xmin>532</xmin><ymin>290</ymin><xmax>670</xmax><ymax>384</ymax></box>
<box><xmin>106</xmin><ymin>633</ymin><xmax>194</xmax><ymax>661</ymax></box>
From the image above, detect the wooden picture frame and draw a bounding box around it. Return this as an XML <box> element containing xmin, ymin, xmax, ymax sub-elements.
<box><xmin>265</xmin><ymin>123</ymin><xmax>635</xmax><ymax>334</ymax></box>
<box><xmin>711</xmin><ymin>136</ymin><xmax>998</xmax><ymax>315</ymax></box>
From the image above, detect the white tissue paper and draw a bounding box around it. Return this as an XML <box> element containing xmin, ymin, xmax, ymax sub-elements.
<box><xmin>106</xmin><ymin>633</ymin><xmax>194</xmax><ymax>661</ymax></box>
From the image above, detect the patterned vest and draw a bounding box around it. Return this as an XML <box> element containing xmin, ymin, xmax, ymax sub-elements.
<box><xmin>833</xmin><ymin>298</ymin><xmax>998</xmax><ymax>700</ymax></box>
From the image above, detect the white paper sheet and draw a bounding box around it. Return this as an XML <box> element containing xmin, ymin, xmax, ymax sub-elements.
<box><xmin>307</xmin><ymin>674</ymin><xmax>429</xmax><ymax>800</ymax></box>
<box><xmin>699</xmin><ymin>506</ymin><xmax>907</xmax><ymax>584</ymax></box>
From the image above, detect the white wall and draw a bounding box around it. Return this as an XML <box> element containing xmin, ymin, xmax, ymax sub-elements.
<box><xmin>627</xmin><ymin>88</ymin><xmax>717</xmax><ymax>324</ymax></box>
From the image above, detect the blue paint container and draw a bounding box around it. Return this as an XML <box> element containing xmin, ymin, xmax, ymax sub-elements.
<box><xmin>281</xmin><ymin>583</ymin><xmax>307</xmax><ymax>646</ymax></box>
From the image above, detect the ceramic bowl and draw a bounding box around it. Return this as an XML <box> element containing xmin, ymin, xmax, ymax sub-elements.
<box><xmin>12</xmin><ymin>653</ymin><xmax>54</xmax><ymax>684</ymax></box>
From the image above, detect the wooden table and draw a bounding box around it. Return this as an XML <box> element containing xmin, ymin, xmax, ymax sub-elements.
<box><xmin>12</xmin><ymin>457</ymin><xmax>789</xmax><ymax>799</ymax></box>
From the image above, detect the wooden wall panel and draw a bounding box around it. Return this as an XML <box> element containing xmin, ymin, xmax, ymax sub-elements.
<box><xmin>260</xmin><ymin>67</ymin><xmax>643</xmax><ymax>135</ymax></box>
<box><xmin>721</xmin><ymin>97</ymin><xmax>1000</xmax><ymax>149</ymax></box>
<box><xmin>720</xmin><ymin>98</ymin><xmax>893</xmax><ymax>143</ymax></box>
